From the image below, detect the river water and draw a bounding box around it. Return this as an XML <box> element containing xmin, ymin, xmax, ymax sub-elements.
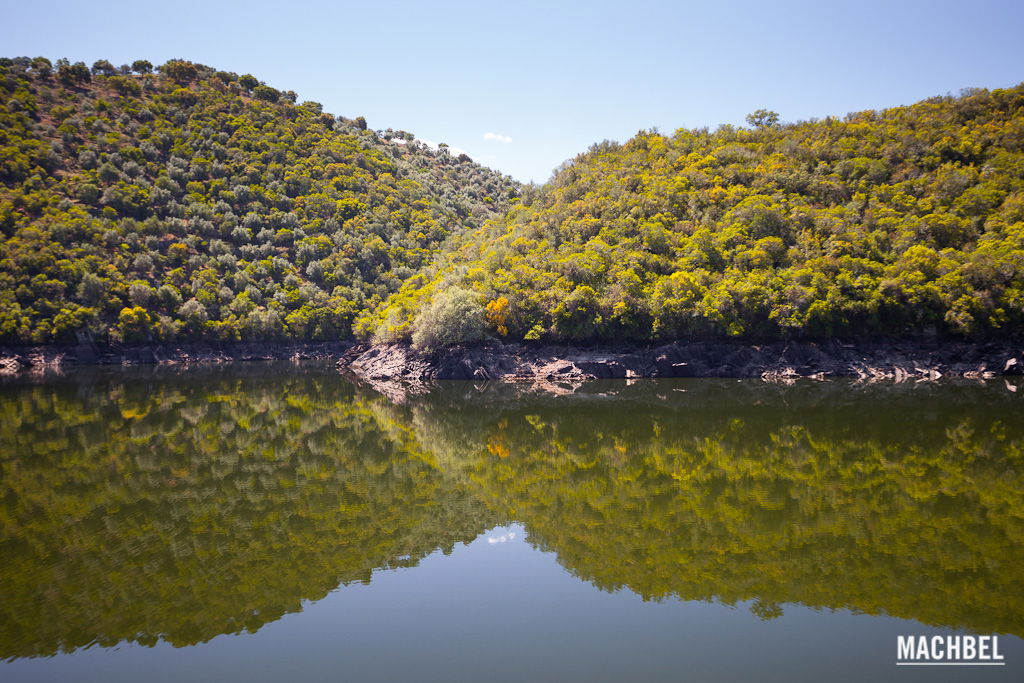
<box><xmin>1</xmin><ymin>364</ymin><xmax>1022</xmax><ymax>681</ymax></box>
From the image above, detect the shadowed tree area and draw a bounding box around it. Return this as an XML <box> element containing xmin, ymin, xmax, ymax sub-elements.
<box><xmin>0</xmin><ymin>57</ymin><xmax>519</xmax><ymax>344</ymax></box>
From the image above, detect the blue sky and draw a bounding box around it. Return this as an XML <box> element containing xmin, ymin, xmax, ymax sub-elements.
<box><xmin>8</xmin><ymin>0</ymin><xmax>1023</xmax><ymax>183</ymax></box>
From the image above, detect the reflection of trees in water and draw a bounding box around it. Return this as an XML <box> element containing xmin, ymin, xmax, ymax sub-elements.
<box><xmin>0</xmin><ymin>366</ymin><xmax>499</xmax><ymax>659</ymax></box>
<box><xmin>393</xmin><ymin>379</ymin><xmax>1024</xmax><ymax>637</ymax></box>
<box><xmin>1</xmin><ymin>370</ymin><xmax>1022</xmax><ymax>660</ymax></box>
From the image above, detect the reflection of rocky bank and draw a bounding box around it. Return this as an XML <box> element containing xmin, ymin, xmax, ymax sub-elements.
<box><xmin>0</xmin><ymin>341</ymin><xmax>351</xmax><ymax>375</ymax></box>
<box><xmin>340</xmin><ymin>339</ymin><xmax>1024</xmax><ymax>383</ymax></box>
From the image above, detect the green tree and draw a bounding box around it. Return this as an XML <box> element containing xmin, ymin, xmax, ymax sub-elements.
<box><xmin>745</xmin><ymin>108</ymin><xmax>780</xmax><ymax>128</ymax></box>
<box><xmin>159</xmin><ymin>59</ymin><xmax>198</xmax><ymax>83</ymax></box>
<box><xmin>252</xmin><ymin>85</ymin><xmax>280</xmax><ymax>102</ymax></box>
<box><xmin>91</xmin><ymin>59</ymin><xmax>116</xmax><ymax>76</ymax></box>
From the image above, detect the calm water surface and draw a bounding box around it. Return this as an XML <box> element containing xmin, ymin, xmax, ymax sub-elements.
<box><xmin>1</xmin><ymin>364</ymin><xmax>1022</xmax><ymax>682</ymax></box>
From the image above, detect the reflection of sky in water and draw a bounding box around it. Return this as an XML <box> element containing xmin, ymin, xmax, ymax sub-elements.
<box><xmin>5</xmin><ymin>522</ymin><xmax>1022</xmax><ymax>683</ymax></box>
<box><xmin>487</xmin><ymin>531</ymin><xmax>517</xmax><ymax>544</ymax></box>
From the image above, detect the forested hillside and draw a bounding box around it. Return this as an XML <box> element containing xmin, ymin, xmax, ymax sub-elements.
<box><xmin>363</xmin><ymin>87</ymin><xmax>1024</xmax><ymax>347</ymax></box>
<box><xmin>2</xmin><ymin>56</ymin><xmax>1022</xmax><ymax>347</ymax></box>
<box><xmin>0</xmin><ymin>56</ymin><xmax>518</xmax><ymax>344</ymax></box>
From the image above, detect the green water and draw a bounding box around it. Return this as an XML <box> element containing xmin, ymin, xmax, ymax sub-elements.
<box><xmin>1</xmin><ymin>364</ymin><xmax>1022</xmax><ymax>681</ymax></box>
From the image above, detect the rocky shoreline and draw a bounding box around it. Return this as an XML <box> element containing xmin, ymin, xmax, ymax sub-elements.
<box><xmin>0</xmin><ymin>341</ymin><xmax>350</xmax><ymax>375</ymax></box>
<box><xmin>4</xmin><ymin>338</ymin><xmax>1023</xmax><ymax>384</ymax></box>
<box><xmin>339</xmin><ymin>339</ymin><xmax>1024</xmax><ymax>384</ymax></box>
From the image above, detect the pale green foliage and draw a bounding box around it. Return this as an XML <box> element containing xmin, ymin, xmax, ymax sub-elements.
<box><xmin>411</xmin><ymin>287</ymin><xmax>485</xmax><ymax>350</ymax></box>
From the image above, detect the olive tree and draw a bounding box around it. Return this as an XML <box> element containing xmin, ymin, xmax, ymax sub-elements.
<box><xmin>745</xmin><ymin>109</ymin><xmax>780</xmax><ymax>129</ymax></box>
<box><xmin>91</xmin><ymin>59</ymin><xmax>117</xmax><ymax>76</ymax></box>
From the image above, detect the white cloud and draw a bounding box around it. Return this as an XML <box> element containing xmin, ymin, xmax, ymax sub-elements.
<box><xmin>487</xmin><ymin>532</ymin><xmax>517</xmax><ymax>544</ymax></box>
<box><xmin>484</xmin><ymin>132</ymin><xmax>513</xmax><ymax>144</ymax></box>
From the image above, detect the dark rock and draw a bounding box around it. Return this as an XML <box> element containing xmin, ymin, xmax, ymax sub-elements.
<box><xmin>574</xmin><ymin>360</ymin><xmax>627</xmax><ymax>379</ymax></box>
<box><xmin>337</xmin><ymin>340</ymin><xmax>1024</xmax><ymax>384</ymax></box>
<box><xmin>0</xmin><ymin>342</ymin><xmax>352</xmax><ymax>373</ymax></box>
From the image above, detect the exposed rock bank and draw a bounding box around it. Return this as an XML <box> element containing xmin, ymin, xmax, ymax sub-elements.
<box><xmin>339</xmin><ymin>340</ymin><xmax>1024</xmax><ymax>383</ymax></box>
<box><xmin>0</xmin><ymin>342</ymin><xmax>350</xmax><ymax>375</ymax></box>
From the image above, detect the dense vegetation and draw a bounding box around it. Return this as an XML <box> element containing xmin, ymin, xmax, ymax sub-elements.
<box><xmin>365</xmin><ymin>86</ymin><xmax>1024</xmax><ymax>346</ymax></box>
<box><xmin>3</xmin><ymin>55</ymin><xmax>1022</xmax><ymax>347</ymax></box>
<box><xmin>0</xmin><ymin>56</ymin><xmax>518</xmax><ymax>344</ymax></box>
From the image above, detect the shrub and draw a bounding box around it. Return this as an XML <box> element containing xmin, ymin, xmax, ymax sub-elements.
<box><xmin>252</xmin><ymin>85</ymin><xmax>280</xmax><ymax>103</ymax></box>
<box><xmin>411</xmin><ymin>287</ymin><xmax>485</xmax><ymax>351</ymax></box>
